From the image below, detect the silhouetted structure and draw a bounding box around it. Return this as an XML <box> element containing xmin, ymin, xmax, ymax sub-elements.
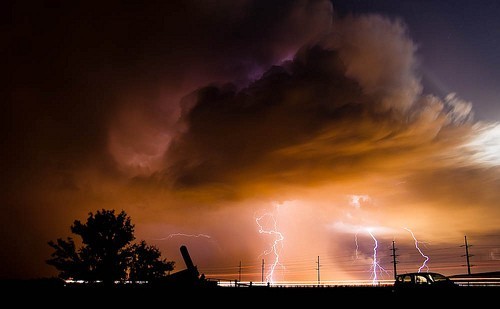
<box><xmin>180</xmin><ymin>245</ymin><xmax>196</xmax><ymax>270</ymax></box>
<box><xmin>152</xmin><ymin>245</ymin><xmax>216</xmax><ymax>288</ymax></box>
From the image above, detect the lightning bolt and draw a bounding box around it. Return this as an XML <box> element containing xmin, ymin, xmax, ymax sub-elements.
<box><xmin>153</xmin><ymin>233</ymin><xmax>212</xmax><ymax>240</ymax></box>
<box><xmin>367</xmin><ymin>230</ymin><xmax>388</xmax><ymax>285</ymax></box>
<box><xmin>404</xmin><ymin>228</ymin><xmax>429</xmax><ymax>272</ymax></box>
<box><xmin>255</xmin><ymin>211</ymin><xmax>285</xmax><ymax>284</ymax></box>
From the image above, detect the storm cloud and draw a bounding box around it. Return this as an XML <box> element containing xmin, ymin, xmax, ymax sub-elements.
<box><xmin>3</xmin><ymin>1</ymin><xmax>498</xmax><ymax>280</ymax></box>
<box><xmin>160</xmin><ymin>14</ymin><xmax>477</xmax><ymax>202</ymax></box>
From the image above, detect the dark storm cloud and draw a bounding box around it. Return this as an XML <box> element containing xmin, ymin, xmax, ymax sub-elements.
<box><xmin>162</xmin><ymin>14</ymin><xmax>474</xmax><ymax>200</ymax></box>
<box><xmin>166</xmin><ymin>46</ymin><xmax>367</xmax><ymax>188</ymax></box>
<box><xmin>5</xmin><ymin>0</ymin><xmax>334</xmax><ymax>184</ymax></box>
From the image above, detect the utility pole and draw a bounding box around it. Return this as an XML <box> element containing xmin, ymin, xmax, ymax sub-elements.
<box><xmin>261</xmin><ymin>259</ymin><xmax>265</xmax><ymax>283</ymax></box>
<box><xmin>461</xmin><ymin>235</ymin><xmax>473</xmax><ymax>275</ymax></box>
<box><xmin>316</xmin><ymin>256</ymin><xmax>320</xmax><ymax>285</ymax></box>
<box><xmin>238</xmin><ymin>261</ymin><xmax>242</xmax><ymax>282</ymax></box>
<box><xmin>390</xmin><ymin>240</ymin><xmax>399</xmax><ymax>280</ymax></box>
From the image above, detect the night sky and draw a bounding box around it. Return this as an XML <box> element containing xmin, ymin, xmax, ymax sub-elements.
<box><xmin>4</xmin><ymin>0</ymin><xmax>499</xmax><ymax>282</ymax></box>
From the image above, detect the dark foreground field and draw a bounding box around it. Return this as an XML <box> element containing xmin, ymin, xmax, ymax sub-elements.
<box><xmin>2</xmin><ymin>279</ymin><xmax>498</xmax><ymax>306</ymax></box>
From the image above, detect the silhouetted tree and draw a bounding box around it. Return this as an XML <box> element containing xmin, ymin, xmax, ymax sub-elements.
<box><xmin>47</xmin><ymin>209</ymin><xmax>174</xmax><ymax>286</ymax></box>
<box><xmin>46</xmin><ymin>237</ymin><xmax>86</xmax><ymax>280</ymax></box>
<box><xmin>128</xmin><ymin>241</ymin><xmax>175</xmax><ymax>281</ymax></box>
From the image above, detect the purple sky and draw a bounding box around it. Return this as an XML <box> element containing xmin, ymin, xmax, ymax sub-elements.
<box><xmin>334</xmin><ymin>0</ymin><xmax>500</xmax><ymax>121</ymax></box>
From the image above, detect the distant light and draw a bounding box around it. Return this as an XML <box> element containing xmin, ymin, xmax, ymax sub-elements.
<box><xmin>349</xmin><ymin>195</ymin><xmax>370</xmax><ymax>209</ymax></box>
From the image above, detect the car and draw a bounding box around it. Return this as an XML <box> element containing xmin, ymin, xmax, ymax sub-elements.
<box><xmin>394</xmin><ymin>272</ymin><xmax>459</xmax><ymax>289</ymax></box>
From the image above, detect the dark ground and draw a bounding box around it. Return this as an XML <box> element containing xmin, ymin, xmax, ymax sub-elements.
<box><xmin>1</xmin><ymin>279</ymin><xmax>497</xmax><ymax>306</ymax></box>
